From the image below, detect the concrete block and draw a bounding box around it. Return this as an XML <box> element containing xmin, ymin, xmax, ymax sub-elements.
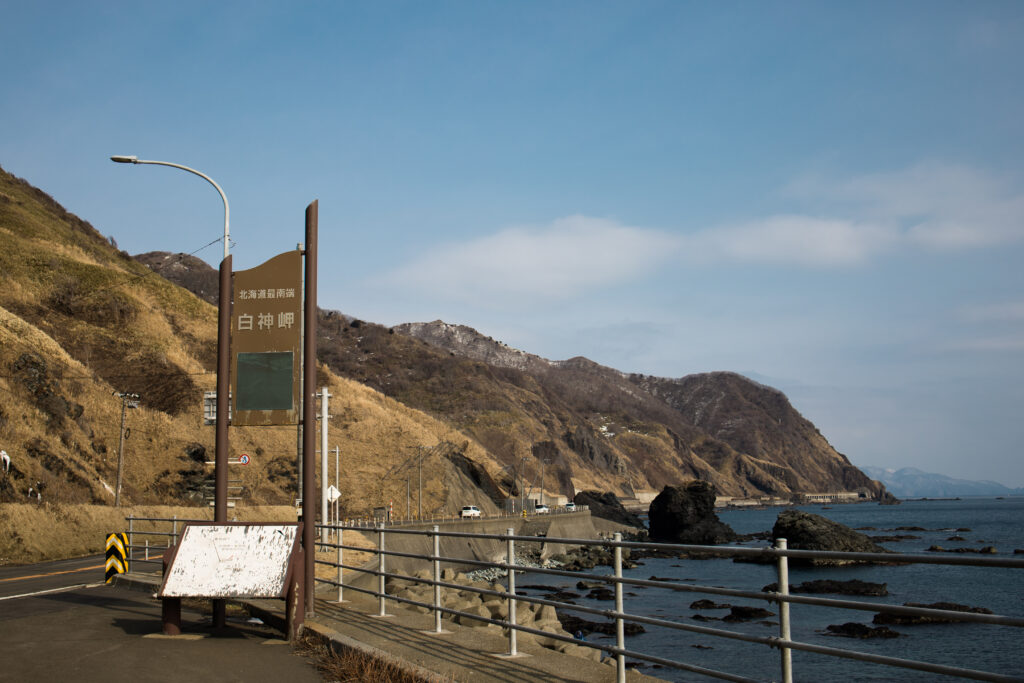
<box><xmin>454</xmin><ymin>602</ymin><xmax>491</xmax><ymax>628</ymax></box>
<box><xmin>483</xmin><ymin>599</ymin><xmax>506</xmax><ymax>619</ymax></box>
<box><xmin>535</xmin><ymin>604</ymin><xmax>558</xmax><ymax>623</ymax></box>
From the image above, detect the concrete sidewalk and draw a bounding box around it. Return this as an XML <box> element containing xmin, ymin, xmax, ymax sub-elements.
<box><xmin>0</xmin><ymin>581</ymin><xmax>322</xmax><ymax>683</ymax></box>
<box><xmin>115</xmin><ymin>571</ymin><xmax>663</xmax><ymax>683</ymax></box>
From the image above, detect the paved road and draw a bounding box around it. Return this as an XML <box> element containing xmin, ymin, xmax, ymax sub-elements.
<box><xmin>0</xmin><ymin>554</ymin><xmax>108</xmax><ymax>598</ymax></box>
<box><xmin>0</xmin><ymin>559</ymin><xmax>324</xmax><ymax>683</ymax></box>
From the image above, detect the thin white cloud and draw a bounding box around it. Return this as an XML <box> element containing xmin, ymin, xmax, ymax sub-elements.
<box><xmin>678</xmin><ymin>162</ymin><xmax>1024</xmax><ymax>269</ymax></box>
<box><xmin>681</xmin><ymin>215</ymin><xmax>897</xmax><ymax>267</ymax></box>
<box><xmin>945</xmin><ymin>334</ymin><xmax>1024</xmax><ymax>353</ymax></box>
<box><xmin>377</xmin><ymin>215</ymin><xmax>681</xmax><ymax>304</ymax></box>
<box><xmin>789</xmin><ymin>162</ymin><xmax>1024</xmax><ymax>250</ymax></box>
<box><xmin>376</xmin><ymin>163</ymin><xmax>1024</xmax><ymax>307</ymax></box>
<box><xmin>948</xmin><ymin>300</ymin><xmax>1024</xmax><ymax>354</ymax></box>
<box><xmin>958</xmin><ymin>300</ymin><xmax>1024</xmax><ymax>323</ymax></box>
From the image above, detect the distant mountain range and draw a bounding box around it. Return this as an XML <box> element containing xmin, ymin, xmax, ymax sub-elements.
<box><xmin>860</xmin><ymin>466</ymin><xmax>1024</xmax><ymax>498</ymax></box>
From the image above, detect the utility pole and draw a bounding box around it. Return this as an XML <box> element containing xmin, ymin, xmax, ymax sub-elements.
<box><xmin>114</xmin><ymin>392</ymin><xmax>139</xmax><ymax>507</ymax></box>
<box><xmin>519</xmin><ymin>456</ymin><xmax>528</xmax><ymax>513</ymax></box>
<box><xmin>417</xmin><ymin>446</ymin><xmax>424</xmax><ymax>520</ymax></box>
<box><xmin>540</xmin><ymin>458</ymin><xmax>550</xmax><ymax>506</ymax></box>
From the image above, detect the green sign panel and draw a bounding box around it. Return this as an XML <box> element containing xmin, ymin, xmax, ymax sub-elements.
<box><xmin>235</xmin><ymin>351</ymin><xmax>294</xmax><ymax>411</ymax></box>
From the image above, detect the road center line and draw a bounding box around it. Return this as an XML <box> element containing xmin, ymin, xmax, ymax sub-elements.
<box><xmin>0</xmin><ymin>563</ymin><xmax>104</xmax><ymax>583</ymax></box>
<box><xmin>0</xmin><ymin>582</ymin><xmax>103</xmax><ymax>601</ymax></box>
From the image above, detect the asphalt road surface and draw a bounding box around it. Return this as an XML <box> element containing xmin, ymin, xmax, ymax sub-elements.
<box><xmin>0</xmin><ymin>554</ymin><xmax>108</xmax><ymax>599</ymax></box>
<box><xmin>0</xmin><ymin>557</ymin><xmax>324</xmax><ymax>683</ymax></box>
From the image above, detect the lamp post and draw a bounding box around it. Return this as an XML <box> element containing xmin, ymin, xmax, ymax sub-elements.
<box><xmin>109</xmin><ymin>156</ymin><xmax>229</xmax><ymax>260</ymax></box>
<box><xmin>110</xmin><ymin>154</ymin><xmax>232</xmax><ymax>629</ymax></box>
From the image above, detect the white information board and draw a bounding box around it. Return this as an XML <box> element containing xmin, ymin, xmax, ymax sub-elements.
<box><xmin>160</xmin><ymin>524</ymin><xmax>298</xmax><ymax>599</ymax></box>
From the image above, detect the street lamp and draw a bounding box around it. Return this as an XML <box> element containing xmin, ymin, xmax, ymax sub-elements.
<box><xmin>110</xmin><ymin>153</ymin><xmax>232</xmax><ymax>629</ymax></box>
<box><xmin>110</xmin><ymin>155</ymin><xmax>230</xmax><ymax>259</ymax></box>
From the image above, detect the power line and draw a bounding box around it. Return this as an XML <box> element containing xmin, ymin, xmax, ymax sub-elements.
<box><xmin>74</xmin><ymin>235</ymin><xmax>226</xmax><ymax>303</ymax></box>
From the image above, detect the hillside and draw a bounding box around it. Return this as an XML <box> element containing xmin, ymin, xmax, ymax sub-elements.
<box><xmin>394</xmin><ymin>322</ymin><xmax>887</xmax><ymax>500</ymax></box>
<box><xmin>0</xmin><ymin>165</ymin><xmax>504</xmax><ymax>516</ymax></box>
<box><xmin>144</xmin><ymin>253</ymin><xmax>889</xmax><ymax>501</ymax></box>
<box><xmin>1</xmin><ymin>164</ymin><xmax>887</xmax><ymax>516</ymax></box>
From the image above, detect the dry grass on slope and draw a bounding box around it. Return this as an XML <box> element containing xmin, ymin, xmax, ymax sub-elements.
<box><xmin>0</xmin><ymin>503</ymin><xmax>297</xmax><ymax>565</ymax></box>
<box><xmin>322</xmin><ymin>372</ymin><xmax>504</xmax><ymax>518</ymax></box>
<box><xmin>1</xmin><ymin>278</ymin><xmax>505</xmax><ymax>514</ymax></box>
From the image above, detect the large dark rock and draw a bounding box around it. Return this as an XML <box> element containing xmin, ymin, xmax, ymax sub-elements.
<box><xmin>771</xmin><ymin>510</ymin><xmax>888</xmax><ymax>565</ymax></box>
<box><xmin>873</xmin><ymin>602</ymin><xmax>993</xmax><ymax>626</ymax></box>
<box><xmin>762</xmin><ymin>579</ymin><xmax>888</xmax><ymax>596</ymax></box>
<box><xmin>648</xmin><ymin>482</ymin><xmax>737</xmax><ymax>544</ymax></box>
<box><xmin>573</xmin><ymin>490</ymin><xmax>644</xmax><ymax>528</ymax></box>
<box><xmin>558</xmin><ymin>613</ymin><xmax>645</xmax><ymax>637</ymax></box>
<box><xmin>722</xmin><ymin>605</ymin><xmax>775</xmax><ymax>622</ymax></box>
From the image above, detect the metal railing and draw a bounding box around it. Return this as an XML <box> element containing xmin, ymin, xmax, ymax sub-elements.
<box><xmin>126</xmin><ymin>514</ymin><xmax>208</xmax><ymax>568</ymax></box>
<box><xmin>122</xmin><ymin>515</ymin><xmax>1024</xmax><ymax>682</ymax></box>
<box><xmin>315</xmin><ymin>523</ymin><xmax>1024</xmax><ymax>683</ymax></box>
<box><xmin>334</xmin><ymin>504</ymin><xmax>589</xmax><ymax>528</ymax></box>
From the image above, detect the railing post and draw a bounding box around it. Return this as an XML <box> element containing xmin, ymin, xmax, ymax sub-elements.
<box><xmin>336</xmin><ymin>526</ymin><xmax>344</xmax><ymax>603</ymax></box>
<box><xmin>145</xmin><ymin>539</ymin><xmax>150</xmax><ymax>562</ymax></box>
<box><xmin>127</xmin><ymin>517</ymin><xmax>134</xmax><ymax>561</ymax></box>
<box><xmin>614</xmin><ymin>532</ymin><xmax>625</xmax><ymax>683</ymax></box>
<box><xmin>432</xmin><ymin>525</ymin><xmax>443</xmax><ymax>633</ymax></box>
<box><xmin>377</xmin><ymin>525</ymin><xmax>388</xmax><ymax>617</ymax></box>
<box><xmin>172</xmin><ymin>514</ymin><xmax>178</xmax><ymax>547</ymax></box>
<box><xmin>506</xmin><ymin>527</ymin><xmax>517</xmax><ymax>656</ymax></box>
<box><xmin>776</xmin><ymin>537</ymin><xmax>793</xmax><ymax>683</ymax></box>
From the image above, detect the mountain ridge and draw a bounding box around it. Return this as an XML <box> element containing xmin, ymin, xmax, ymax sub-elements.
<box><xmin>142</xmin><ymin>240</ymin><xmax>888</xmax><ymax>500</ymax></box>
<box><xmin>391</xmin><ymin>320</ymin><xmax>889</xmax><ymax>500</ymax></box>
<box><xmin>860</xmin><ymin>466</ymin><xmax>1023</xmax><ymax>498</ymax></box>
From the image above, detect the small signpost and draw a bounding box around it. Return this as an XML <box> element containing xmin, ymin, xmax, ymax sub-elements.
<box><xmin>159</xmin><ymin>523</ymin><xmax>304</xmax><ymax>639</ymax></box>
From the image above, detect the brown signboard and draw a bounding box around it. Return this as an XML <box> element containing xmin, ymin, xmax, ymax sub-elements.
<box><xmin>230</xmin><ymin>250</ymin><xmax>302</xmax><ymax>426</ymax></box>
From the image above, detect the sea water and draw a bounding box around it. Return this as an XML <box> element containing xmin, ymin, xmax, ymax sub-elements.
<box><xmin>520</xmin><ymin>497</ymin><xmax>1024</xmax><ymax>682</ymax></box>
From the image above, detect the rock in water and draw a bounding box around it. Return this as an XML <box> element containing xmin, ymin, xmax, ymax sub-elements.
<box><xmin>873</xmin><ymin>602</ymin><xmax>993</xmax><ymax>625</ymax></box>
<box><xmin>826</xmin><ymin>623</ymin><xmax>902</xmax><ymax>639</ymax></box>
<box><xmin>762</xmin><ymin>579</ymin><xmax>888</xmax><ymax>596</ymax></box>
<box><xmin>573</xmin><ymin>490</ymin><xmax>645</xmax><ymax>528</ymax></box>
<box><xmin>772</xmin><ymin>510</ymin><xmax>888</xmax><ymax>565</ymax></box>
<box><xmin>648</xmin><ymin>481</ymin><xmax>737</xmax><ymax>544</ymax></box>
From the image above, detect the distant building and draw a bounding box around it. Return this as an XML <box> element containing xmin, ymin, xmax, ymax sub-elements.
<box><xmin>798</xmin><ymin>492</ymin><xmax>864</xmax><ymax>504</ymax></box>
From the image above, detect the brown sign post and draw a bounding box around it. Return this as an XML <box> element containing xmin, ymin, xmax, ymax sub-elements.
<box><xmin>302</xmin><ymin>201</ymin><xmax>318</xmax><ymax>617</ymax></box>
<box><xmin>216</xmin><ymin>202</ymin><xmax>318</xmax><ymax>620</ymax></box>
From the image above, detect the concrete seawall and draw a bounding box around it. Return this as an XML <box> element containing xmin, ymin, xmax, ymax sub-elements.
<box><xmin>350</xmin><ymin>511</ymin><xmax>632</xmax><ymax>585</ymax></box>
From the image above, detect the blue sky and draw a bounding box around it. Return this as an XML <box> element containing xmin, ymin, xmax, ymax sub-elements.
<box><xmin>3</xmin><ymin>2</ymin><xmax>1023</xmax><ymax>485</ymax></box>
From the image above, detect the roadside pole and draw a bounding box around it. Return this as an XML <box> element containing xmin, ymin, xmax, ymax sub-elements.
<box><xmin>320</xmin><ymin>386</ymin><xmax>330</xmax><ymax>544</ymax></box>
<box><xmin>213</xmin><ymin>253</ymin><xmax>231</xmax><ymax>629</ymax></box>
<box><xmin>302</xmin><ymin>200</ymin><xmax>318</xmax><ymax>617</ymax></box>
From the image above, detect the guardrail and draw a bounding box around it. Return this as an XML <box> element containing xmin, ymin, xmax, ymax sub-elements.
<box><xmin>315</xmin><ymin>523</ymin><xmax>1024</xmax><ymax>683</ymax></box>
<box><xmin>124</xmin><ymin>515</ymin><xmax>1023</xmax><ymax>682</ymax></box>
<box><xmin>335</xmin><ymin>504</ymin><xmax>588</xmax><ymax>528</ymax></box>
<box><xmin>126</xmin><ymin>515</ymin><xmax>208</xmax><ymax>567</ymax></box>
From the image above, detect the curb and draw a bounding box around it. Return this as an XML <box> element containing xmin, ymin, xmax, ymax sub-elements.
<box><xmin>300</xmin><ymin>620</ymin><xmax>449</xmax><ymax>682</ymax></box>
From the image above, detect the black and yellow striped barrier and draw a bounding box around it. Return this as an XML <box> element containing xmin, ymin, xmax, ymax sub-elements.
<box><xmin>105</xmin><ymin>532</ymin><xmax>129</xmax><ymax>583</ymax></box>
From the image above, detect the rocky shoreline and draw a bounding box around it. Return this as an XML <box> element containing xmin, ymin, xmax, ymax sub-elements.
<box><xmin>412</xmin><ymin>487</ymin><xmax>1008</xmax><ymax>663</ymax></box>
